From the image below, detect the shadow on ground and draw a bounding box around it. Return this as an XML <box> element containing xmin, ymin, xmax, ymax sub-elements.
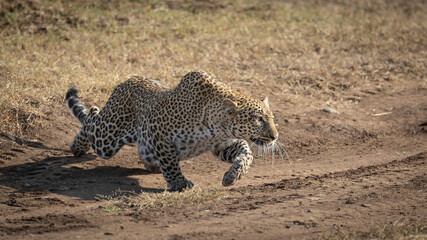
<box><xmin>0</xmin><ymin>145</ymin><xmax>164</xmax><ymax>200</ymax></box>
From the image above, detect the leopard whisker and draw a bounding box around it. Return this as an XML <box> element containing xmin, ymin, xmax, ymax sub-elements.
<box><xmin>271</xmin><ymin>143</ymin><xmax>275</xmax><ymax>167</ymax></box>
<box><xmin>275</xmin><ymin>141</ymin><xmax>291</xmax><ymax>163</ymax></box>
<box><xmin>249</xmin><ymin>140</ymin><xmax>289</xmax><ymax>166</ymax></box>
<box><xmin>264</xmin><ymin>144</ymin><xmax>268</xmax><ymax>165</ymax></box>
<box><xmin>275</xmin><ymin>143</ymin><xmax>285</xmax><ymax>162</ymax></box>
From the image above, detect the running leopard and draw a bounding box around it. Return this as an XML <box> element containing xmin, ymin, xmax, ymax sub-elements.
<box><xmin>65</xmin><ymin>71</ymin><xmax>278</xmax><ymax>191</ymax></box>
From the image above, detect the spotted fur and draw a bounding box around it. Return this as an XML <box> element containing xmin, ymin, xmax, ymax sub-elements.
<box><xmin>66</xmin><ymin>71</ymin><xmax>278</xmax><ymax>191</ymax></box>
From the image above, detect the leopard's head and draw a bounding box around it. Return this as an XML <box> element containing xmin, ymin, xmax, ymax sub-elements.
<box><xmin>223</xmin><ymin>96</ymin><xmax>278</xmax><ymax>146</ymax></box>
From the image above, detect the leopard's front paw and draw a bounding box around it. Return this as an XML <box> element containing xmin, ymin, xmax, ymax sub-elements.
<box><xmin>222</xmin><ymin>168</ymin><xmax>242</xmax><ymax>187</ymax></box>
<box><xmin>168</xmin><ymin>178</ymin><xmax>194</xmax><ymax>192</ymax></box>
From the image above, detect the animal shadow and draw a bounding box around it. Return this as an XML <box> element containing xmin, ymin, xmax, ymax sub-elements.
<box><xmin>0</xmin><ymin>152</ymin><xmax>164</xmax><ymax>200</ymax></box>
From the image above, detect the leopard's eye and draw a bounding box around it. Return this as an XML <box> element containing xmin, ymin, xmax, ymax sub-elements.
<box><xmin>254</xmin><ymin>115</ymin><xmax>264</xmax><ymax>123</ymax></box>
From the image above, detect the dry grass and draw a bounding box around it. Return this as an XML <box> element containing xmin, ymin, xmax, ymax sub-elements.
<box><xmin>319</xmin><ymin>220</ymin><xmax>427</xmax><ymax>240</ymax></box>
<box><xmin>0</xmin><ymin>0</ymin><xmax>426</xmax><ymax>135</ymax></box>
<box><xmin>97</xmin><ymin>187</ymin><xmax>228</xmax><ymax>210</ymax></box>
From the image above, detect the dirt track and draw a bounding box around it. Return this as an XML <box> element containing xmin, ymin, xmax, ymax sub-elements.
<box><xmin>0</xmin><ymin>79</ymin><xmax>426</xmax><ymax>239</ymax></box>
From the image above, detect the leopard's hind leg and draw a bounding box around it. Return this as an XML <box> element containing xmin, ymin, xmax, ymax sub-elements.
<box><xmin>85</xmin><ymin>107</ymin><xmax>138</xmax><ymax>160</ymax></box>
<box><xmin>70</xmin><ymin>129</ymin><xmax>90</xmax><ymax>156</ymax></box>
<box><xmin>70</xmin><ymin>106</ymin><xmax>99</xmax><ymax>157</ymax></box>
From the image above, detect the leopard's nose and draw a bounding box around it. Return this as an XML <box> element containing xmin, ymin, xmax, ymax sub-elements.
<box><xmin>270</xmin><ymin>133</ymin><xmax>278</xmax><ymax>141</ymax></box>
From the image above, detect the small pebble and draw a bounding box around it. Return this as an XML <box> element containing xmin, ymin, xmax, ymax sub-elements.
<box><xmin>322</xmin><ymin>108</ymin><xmax>339</xmax><ymax>114</ymax></box>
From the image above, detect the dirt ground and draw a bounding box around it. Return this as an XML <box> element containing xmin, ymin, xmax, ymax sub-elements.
<box><xmin>0</xmin><ymin>78</ymin><xmax>426</xmax><ymax>239</ymax></box>
<box><xmin>1</xmin><ymin>0</ymin><xmax>426</xmax><ymax>239</ymax></box>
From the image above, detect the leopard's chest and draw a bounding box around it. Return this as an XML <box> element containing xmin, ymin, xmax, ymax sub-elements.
<box><xmin>171</xmin><ymin>126</ymin><xmax>222</xmax><ymax>160</ymax></box>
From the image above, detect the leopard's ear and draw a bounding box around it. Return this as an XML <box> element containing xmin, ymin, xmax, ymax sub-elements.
<box><xmin>223</xmin><ymin>98</ymin><xmax>239</xmax><ymax>111</ymax></box>
<box><xmin>262</xmin><ymin>96</ymin><xmax>269</xmax><ymax>107</ymax></box>
<box><xmin>223</xmin><ymin>99</ymin><xmax>239</xmax><ymax>119</ymax></box>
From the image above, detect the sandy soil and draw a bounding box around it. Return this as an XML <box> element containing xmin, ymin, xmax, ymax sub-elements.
<box><xmin>0</xmin><ymin>81</ymin><xmax>426</xmax><ymax>239</ymax></box>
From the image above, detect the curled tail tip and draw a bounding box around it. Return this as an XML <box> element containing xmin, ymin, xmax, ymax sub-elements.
<box><xmin>66</xmin><ymin>88</ymin><xmax>78</xmax><ymax>100</ymax></box>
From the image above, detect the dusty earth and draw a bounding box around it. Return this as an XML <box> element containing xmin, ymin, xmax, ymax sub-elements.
<box><xmin>0</xmin><ymin>80</ymin><xmax>426</xmax><ymax>239</ymax></box>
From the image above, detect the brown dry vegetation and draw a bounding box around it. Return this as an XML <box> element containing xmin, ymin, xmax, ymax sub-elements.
<box><xmin>1</xmin><ymin>0</ymin><xmax>425</xmax><ymax>135</ymax></box>
<box><xmin>0</xmin><ymin>0</ymin><xmax>426</xmax><ymax>239</ymax></box>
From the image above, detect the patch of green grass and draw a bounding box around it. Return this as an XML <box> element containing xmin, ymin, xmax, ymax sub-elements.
<box><xmin>98</xmin><ymin>205</ymin><xmax>122</xmax><ymax>212</ymax></box>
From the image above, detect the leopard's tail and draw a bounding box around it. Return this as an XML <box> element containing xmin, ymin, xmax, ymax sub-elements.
<box><xmin>65</xmin><ymin>88</ymin><xmax>88</xmax><ymax>124</ymax></box>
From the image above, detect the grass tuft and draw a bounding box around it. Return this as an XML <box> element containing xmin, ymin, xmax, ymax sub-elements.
<box><xmin>98</xmin><ymin>205</ymin><xmax>122</xmax><ymax>212</ymax></box>
<box><xmin>97</xmin><ymin>187</ymin><xmax>228</xmax><ymax>210</ymax></box>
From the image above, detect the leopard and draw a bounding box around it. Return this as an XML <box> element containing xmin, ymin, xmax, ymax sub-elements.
<box><xmin>65</xmin><ymin>71</ymin><xmax>279</xmax><ymax>191</ymax></box>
